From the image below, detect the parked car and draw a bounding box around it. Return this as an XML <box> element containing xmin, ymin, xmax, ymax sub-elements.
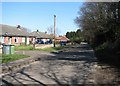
<box><xmin>60</xmin><ymin>41</ymin><xmax>67</xmax><ymax>46</ymax></box>
<box><xmin>36</xmin><ymin>40</ymin><xmax>44</xmax><ymax>44</ymax></box>
<box><xmin>45</xmin><ymin>40</ymin><xmax>52</xmax><ymax>44</ymax></box>
<box><xmin>36</xmin><ymin>39</ymin><xmax>52</xmax><ymax>44</ymax></box>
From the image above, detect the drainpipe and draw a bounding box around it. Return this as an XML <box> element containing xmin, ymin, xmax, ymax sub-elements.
<box><xmin>33</xmin><ymin>36</ymin><xmax>36</xmax><ymax>49</ymax></box>
<box><xmin>25</xmin><ymin>36</ymin><xmax>27</xmax><ymax>45</ymax></box>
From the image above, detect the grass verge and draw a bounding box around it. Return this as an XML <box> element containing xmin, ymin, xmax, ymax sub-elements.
<box><xmin>15</xmin><ymin>44</ymin><xmax>70</xmax><ymax>52</ymax></box>
<box><xmin>0</xmin><ymin>54</ymin><xmax>30</xmax><ymax>63</ymax></box>
<box><xmin>36</xmin><ymin>46</ymin><xmax>64</xmax><ymax>52</ymax></box>
<box><xmin>15</xmin><ymin>45</ymin><xmax>34</xmax><ymax>50</ymax></box>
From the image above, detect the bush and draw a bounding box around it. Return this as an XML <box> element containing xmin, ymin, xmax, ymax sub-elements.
<box><xmin>113</xmin><ymin>39</ymin><xmax>120</xmax><ymax>53</ymax></box>
<box><xmin>95</xmin><ymin>41</ymin><xmax>120</xmax><ymax>66</ymax></box>
<box><xmin>95</xmin><ymin>42</ymin><xmax>112</xmax><ymax>60</ymax></box>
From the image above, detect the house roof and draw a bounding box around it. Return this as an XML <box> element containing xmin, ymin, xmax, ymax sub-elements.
<box><xmin>0</xmin><ymin>24</ymin><xmax>35</xmax><ymax>37</ymax></box>
<box><xmin>56</xmin><ymin>36</ymin><xmax>70</xmax><ymax>41</ymax></box>
<box><xmin>30</xmin><ymin>31</ymin><xmax>53</xmax><ymax>39</ymax></box>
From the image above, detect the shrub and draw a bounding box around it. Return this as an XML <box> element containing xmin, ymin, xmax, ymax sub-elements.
<box><xmin>95</xmin><ymin>41</ymin><xmax>119</xmax><ymax>66</ymax></box>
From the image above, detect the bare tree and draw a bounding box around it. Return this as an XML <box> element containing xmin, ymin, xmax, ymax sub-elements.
<box><xmin>56</xmin><ymin>27</ymin><xmax>61</xmax><ymax>36</ymax></box>
<box><xmin>47</xmin><ymin>26</ymin><xmax>53</xmax><ymax>34</ymax></box>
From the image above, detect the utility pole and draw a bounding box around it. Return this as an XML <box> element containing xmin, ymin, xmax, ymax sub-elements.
<box><xmin>54</xmin><ymin>15</ymin><xmax>56</xmax><ymax>47</ymax></box>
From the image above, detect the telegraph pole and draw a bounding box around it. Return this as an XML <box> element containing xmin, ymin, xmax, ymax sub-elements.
<box><xmin>54</xmin><ymin>15</ymin><xmax>56</xmax><ymax>47</ymax></box>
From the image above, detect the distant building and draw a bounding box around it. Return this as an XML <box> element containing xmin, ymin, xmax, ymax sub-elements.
<box><xmin>55</xmin><ymin>35</ymin><xmax>70</xmax><ymax>42</ymax></box>
<box><xmin>30</xmin><ymin>30</ymin><xmax>53</xmax><ymax>44</ymax></box>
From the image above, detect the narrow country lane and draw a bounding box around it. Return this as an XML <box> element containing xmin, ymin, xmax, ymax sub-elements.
<box><xmin>2</xmin><ymin>44</ymin><xmax>120</xmax><ymax>85</ymax></box>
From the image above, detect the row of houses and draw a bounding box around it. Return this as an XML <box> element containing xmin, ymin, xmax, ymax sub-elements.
<box><xmin>0</xmin><ymin>24</ymin><xmax>33</xmax><ymax>45</ymax></box>
<box><xmin>0</xmin><ymin>24</ymin><xmax>69</xmax><ymax>46</ymax></box>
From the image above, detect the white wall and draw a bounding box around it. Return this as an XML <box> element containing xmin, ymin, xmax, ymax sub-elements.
<box><xmin>27</xmin><ymin>37</ymin><xmax>29</xmax><ymax>45</ymax></box>
<box><xmin>0</xmin><ymin>36</ymin><xmax>4</xmax><ymax>44</ymax></box>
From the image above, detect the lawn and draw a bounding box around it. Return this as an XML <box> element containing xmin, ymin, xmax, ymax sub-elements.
<box><xmin>12</xmin><ymin>43</ymin><xmax>68</xmax><ymax>52</ymax></box>
<box><xmin>15</xmin><ymin>45</ymin><xmax>64</xmax><ymax>52</ymax></box>
<box><xmin>15</xmin><ymin>45</ymin><xmax>34</xmax><ymax>50</ymax></box>
<box><xmin>36</xmin><ymin>46</ymin><xmax>64</xmax><ymax>52</ymax></box>
<box><xmin>0</xmin><ymin>45</ymin><xmax>65</xmax><ymax>63</ymax></box>
<box><xmin>1</xmin><ymin>54</ymin><xmax>30</xmax><ymax>63</ymax></box>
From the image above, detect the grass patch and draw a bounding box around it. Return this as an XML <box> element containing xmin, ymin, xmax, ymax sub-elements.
<box><xmin>15</xmin><ymin>45</ymin><xmax>68</xmax><ymax>51</ymax></box>
<box><xmin>1</xmin><ymin>54</ymin><xmax>30</xmax><ymax>63</ymax></box>
<box><xmin>36</xmin><ymin>46</ymin><xmax>64</xmax><ymax>52</ymax></box>
<box><xmin>15</xmin><ymin>45</ymin><xmax>34</xmax><ymax>50</ymax></box>
<box><xmin>15</xmin><ymin>45</ymin><xmax>66</xmax><ymax>52</ymax></box>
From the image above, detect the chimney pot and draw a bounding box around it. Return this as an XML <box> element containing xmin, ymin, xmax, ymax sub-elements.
<box><xmin>17</xmin><ymin>25</ymin><xmax>21</xmax><ymax>28</ymax></box>
<box><xmin>37</xmin><ymin>30</ymin><xmax>39</xmax><ymax>32</ymax></box>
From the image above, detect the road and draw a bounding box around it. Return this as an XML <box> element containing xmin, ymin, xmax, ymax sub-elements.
<box><xmin>2</xmin><ymin>44</ymin><xmax>120</xmax><ymax>85</ymax></box>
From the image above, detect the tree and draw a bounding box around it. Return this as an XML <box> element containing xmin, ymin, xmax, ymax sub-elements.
<box><xmin>75</xmin><ymin>2</ymin><xmax>120</xmax><ymax>65</ymax></box>
<box><xmin>66</xmin><ymin>29</ymin><xmax>84</xmax><ymax>44</ymax></box>
<box><xmin>47</xmin><ymin>26</ymin><xmax>53</xmax><ymax>34</ymax></box>
<box><xmin>75</xmin><ymin>2</ymin><xmax>120</xmax><ymax>47</ymax></box>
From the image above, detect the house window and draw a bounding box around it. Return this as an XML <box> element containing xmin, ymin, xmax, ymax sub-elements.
<box><xmin>15</xmin><ymin>39</ymin><xmax>17</xmax><ymax>42</ymax></box>
<box><xmin>15</xmin><ymin>37</ymin><xmax>18</xmax><ymax>43</ymax></box>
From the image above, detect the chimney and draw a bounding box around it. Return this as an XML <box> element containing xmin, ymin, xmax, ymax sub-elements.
<box><xmin>17</xmin><ymin>25</ymin><xmax>21</xmax><ymax>28</ymax></box>
<box><xmin>36</xmin><ymin>30</ymin><xmax>39</xmax><ymax>32</ymax></box>
<box><xmin>17</xmin><ymin>25</ymin><xmax>21</xmax><ymax>30</ymax></box>
<box><xmin>45</xmin><ymin>31</ymin><xmax>47</xmax><ymax>34</ymax></box>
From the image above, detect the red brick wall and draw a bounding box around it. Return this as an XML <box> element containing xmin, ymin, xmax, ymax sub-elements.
<box><xmin>13</xmin><ymin>37</ymin><xmax>23</xmax><ymax>45</ymax></box>
<box><xmin>19</xmin><ymin>37</ymin><xmax>22</xmax><ymax>44</ymax></box>
<box><xmin>29</xmin><ymin>37</ymin><xmax>36</xmax><ymax>44</ymax></box>
<box><xmin>3</xmin><ymin>36</ymin><xmax>35</xmax><ymax>45</ymax></box>
<box><xmin>11</xmin><ymin>37</ymin><xmax>15</xmax><ymax>44</ymax></box>
<box><xmin>4</xmin><ymin>36</ymin><xmax>23</xmax><ymax>45</ymax></box>
<box><xmin>4</xmin><ymin>37</ymin><xmax>8</xmax><ymax>44</ymax></box>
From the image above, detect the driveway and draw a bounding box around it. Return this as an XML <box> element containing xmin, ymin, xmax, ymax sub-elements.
<box><xmin>2</xmin><ymin>44</ymin><xmax>120</xmax><ymax>85</ymax></box>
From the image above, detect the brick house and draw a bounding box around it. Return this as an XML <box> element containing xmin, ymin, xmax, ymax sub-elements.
<box><xmin>30</xmin><ymin>30</ymin><xmax>53</xmax><ymax>44</ymax></box>
<box><xmin>55</xmin><ymin>35</ymin><xmax>70</xmax><ymax>43</ymax></box>
<box><xmin>0</xmin><ymin>24</ymin><xmax>36</xmax><ymax>46</ymax></box>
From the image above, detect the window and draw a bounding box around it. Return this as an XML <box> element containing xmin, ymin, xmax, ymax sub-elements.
<box><xmin>15</xmin><ymin>37</ymin><xmax>18</xmax><ymax>43</ymax></box>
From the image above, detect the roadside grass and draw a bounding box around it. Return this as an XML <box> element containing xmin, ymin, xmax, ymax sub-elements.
<box><xmin>36</xmin><ymin>46</ymin><xmax>64</xmax><ymax>52</ymax></box>
<box><xmin>15</xmin><ymin>45</ymin><xmax>65</xmax><ymax>52</ymax></box>
<box><xmin>0</xmin><ymin>45</ymin><xmax>66</xmax><ymax>63</ymax></box>
<box><xmin>15</xmin><ymin>45</ymin><xmax>34</xmax><ymax>50</ymax></box>
<box><xmin>1</xmin><ymin>54</ymin><xmax>30</xmax><ymax>63</ymax></box>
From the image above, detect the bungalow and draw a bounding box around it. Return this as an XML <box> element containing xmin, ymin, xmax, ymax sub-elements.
<box><xmin>55</xmin><ymin>36</ymin><xmax>70</xmax><ymax>46</ymax></box>
<box><xmin>55</xmin><ymin>35</ymin><xmax>70</xmax><ymax>42</ymax></box>
<box><xmin>0</xmin><ymin>24</ymin><xmax>36</xmax><ymax>46</ymax></box>
<box><xmin>30</xmin><ymin>30</ymin><xmax>53</xmax><ymax>44</ymax></box>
